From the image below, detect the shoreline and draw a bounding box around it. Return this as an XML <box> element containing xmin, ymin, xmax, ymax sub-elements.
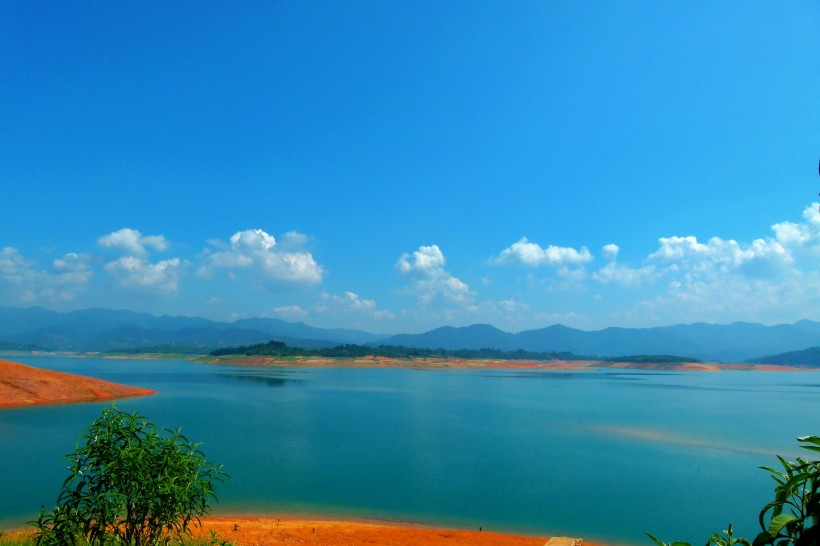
<box><xmin>5</xmin><ymin>351</ymin><xmax>811</xmax><ymax>372</ymax></box>
<box><xmin>195</xmin><ymin>515</ymin><xmax>553</xmax><ymax>545</ymax></box>
<box><xmin>2</xmin><ymin>515</ymin><xmax>611</xmax><ymax>546</ymax></box>
<box><xmin>0</xmin><ymin>358</ymin><xmax>156</xmax><ymax>409</ymax></box>
<box><xmin>199</xmin><ymin>354</ymin><xmax>808</xmax><ymax>372</ymax></box>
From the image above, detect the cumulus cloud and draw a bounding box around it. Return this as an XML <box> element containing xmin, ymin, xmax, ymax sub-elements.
<box><xmin>317</xmin><ymin>291</ymin><xmax>395</xmax><ymax>320</ymax></box>
<box><xmin>593</xmin><ymin>262</ymin><xmax>656</xmax><ymax>286</ymax></box>
<box><xmin>271</xmin><ymin>305</ymin><xmax>309</xmax><ymax>319</ymax></box>
<box><xmin>601</xmin><ymin>244</ymin><xmax>620</xmax><ymax>260</ymax></box>
<box><xmin>97</xmin><ymin>227</ymin><xmax>185</xmax><ymax>295</ymax></box>
<box><xmin>199</xmin><ymin>229</ymin><xmax>323</xmax><ymax>287</ymax></box>
<box><xmin>397</xmin><ymin>245</ymin><xmax>472</xmax><ymax>305</ymax></box>
<box><xmin>594</xmin><ymin>225</ymin><xmax>797</xmax><ymax>291</ymax></box>
<box><xmin>771</xmin><ymin>203</ymin><xmax>820</xmax><ymax>253</ymax></box>
<box><xmin>0</xmin><ymin>247</ymin><xmax>31</xmax><ymax>287</ymax></box>
<box><xmin>648</xmin><ymin>235</ymin><xmax>792</xmax><ymax>275</ymax></box>
<box><xmin>98</xmin><ymin>228</ymin><xmax>169</xmax><ymax>256</ymax></box>
<box><xmin>321</xmin><ymin>291</ymin><xmax>377</xmax><ymax>311</ymax></box>
<box><xmin>597</xmin><ymin>204</ymin><xmax>820</xmax><ymax>323</ymax></box>
<box><xmin>587</xmin><ymin>243</ymin><xmax>657</xmax><ymax>286</ymax></box>
<box><xmin>104</xmin><ymin>256</ymin><xmax>183</xmax><ymax>294</ymax></box>
<box><xmin>0</xmin><ymin>247</ymin><xmax>91</xmax><ymax>303</ymax></box>
<box><xmin>493</xmin><ymin>237</ymin><xmax>593</xmax><ymax>267</ymax></box>
<box><xmin>397</xmin><ymin>244</ymin><xmax>447</xmax><ymax>275</ymax></box>
<box><xmin>279</xmin><ymin>231</ymin><xmax>310</xmax><ymax>249</ymax></box>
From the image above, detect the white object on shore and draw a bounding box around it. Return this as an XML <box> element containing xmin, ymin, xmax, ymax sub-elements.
<box><xmin>545</xmin><ymin>537</ymin><xmax>582</xmax><ymax>546</ymax></box>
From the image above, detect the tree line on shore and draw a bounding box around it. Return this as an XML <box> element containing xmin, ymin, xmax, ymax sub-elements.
<box><xmin>208</xmin><ymin>339</ymin><xmax>700</xmax><ymax>364</ymax></box>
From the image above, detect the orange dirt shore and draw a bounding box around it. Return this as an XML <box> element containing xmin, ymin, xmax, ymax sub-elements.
<box><xmin>0</xmin><ymin>358</ymin><xmax>156</xmax><ymax>408</ymax></box>
<box><xmin>2</xmin><ymin>518</ymin><xmax>603</xmax><ymax>546</ymax></box>
<box><xmin>204</xmin><ymin>354</ymin><xmax>805</xmax><ymax>372</ymax></box>
<box><xmin>191</xmin><ymin>516</ymin><xmax>572</xmax><ymax>546</ymax></box>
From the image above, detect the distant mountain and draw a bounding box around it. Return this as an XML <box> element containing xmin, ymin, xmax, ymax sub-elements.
<box><xmin>380</xmin><ymin>321</ymin><xmax>820</xmax><ymax>363</ymax></box>
<box><xmin>1</xmin><ymin>306</ymin><xmax>819</xmax><ymax>362</ymax></box>
<box><xmin>383</xmin><ymin>324</ymin><xmax>517</xmax><ymax>351</ymax></box>
<box><xmin>232</xmin><ymin>317</ymin><xmax>383</xmax><ymax>345</ymax></box>
<box><xmin>0</xmin><ymin>307</ymin><xmax>387</xmax><ymax>353</ymax></box>
<box><xmin>746</xmin><ymin>346</ymin><xmax>820</xmax><ymax>367</ymax></box>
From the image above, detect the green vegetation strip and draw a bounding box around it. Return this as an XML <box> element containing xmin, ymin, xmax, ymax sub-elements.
<box><xmin>208</xmin><ymin>340</ymin><xmax>699</xmax><ymax>364</ymax></box>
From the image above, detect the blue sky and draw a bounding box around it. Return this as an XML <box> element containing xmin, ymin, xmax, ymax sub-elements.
<box><xmin>1</xmin><ymin>2</ymin><xmax>819</xmax><ymax>334</ymax></box>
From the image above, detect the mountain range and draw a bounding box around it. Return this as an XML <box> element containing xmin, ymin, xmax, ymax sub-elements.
<box><xmin>1</xmin><ymin>306</ymin><xmax>820</xmax><ymax>363</ymax></box>
<box><xmin>0</xmin><ymin>307</ymin><xmax>385</xmax><ymax>353</ymax></box>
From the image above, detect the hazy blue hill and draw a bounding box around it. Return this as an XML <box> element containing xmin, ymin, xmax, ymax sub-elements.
<box><xmin>0</xmin><ymin>307</ymin><xmax>215</xmax><ymax>337</ymax></box>
<box><xmin>655</xmin><ymin>321</ymin><xmax>820</xmax><ymax>362</ymax></box>
<box><xmin>793</xmin><ymin>319</ymin><xmax>820</xmax><ymax>333</ymax></box>
<box><xmin>383</xmin><ymin>323</ymin><xmax>696</xmax><ymax>357</ymax></box>
<box><xmin>0</xmin><ymin>306</ymin><xmax>67</xmax><ymax>336</ymax></box>
<box><xmin>1</xmin><ymin>325</ymin><xmax>82</xmax><ymax>351</ymax></box>
<box><xmin>515</xmin><ymin>324</ymin><xmax>587</xmax><ymax>351</ymax></box>
<box><xmin>231</xmin><ymin>317</ymin><xmax>386</xmax><ymax>345</ymax></box>
<box><xmin>746</xmin><ymin>346</ymin><xmax>820</xmax><ymax>367</ymax></box>
<box><xmin>383</xmin><ymin>324</ymin><xmax>517</xmax><ymax>351</ymax></box>
<box><xmin>514</xmin><ymin>324</ymin><xmax>696</xmax><ymax>356</ymax></box>
<box><xmin>0</xmin><ymin>307</ymin><xmax>386</xmax><ymax>352</ymax></box>
<box><xmin>85</xmin><ymin>325</ymin><xmax>266</xmax><ymax>352</ymax></box>
<box><xmin>1</xmin><ymin>307</ymin><xmax>819</xmax><ymax>361</ymax></box>
<box><xmin>380</xmin><ymin>321</ymin><xmax>820</xmax><ymax>362</ymax></box>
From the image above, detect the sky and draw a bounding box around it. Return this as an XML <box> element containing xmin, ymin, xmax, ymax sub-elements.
<box><xmin>1</xmin><ymin>2</ymin><xmax>819</xmax><ymax>334</ymax></box>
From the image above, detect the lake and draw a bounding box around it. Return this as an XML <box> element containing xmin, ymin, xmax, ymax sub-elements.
<box><xmin>1</xmin><ymin>355</ymin><xmax>818</xmax><ymax>545</ymax></box>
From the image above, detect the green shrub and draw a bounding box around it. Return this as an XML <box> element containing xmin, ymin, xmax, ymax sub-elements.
<box><xmin>33</xmin><ymin>406</ymin><xmax>228</xmax><ymax>546</ymax></box>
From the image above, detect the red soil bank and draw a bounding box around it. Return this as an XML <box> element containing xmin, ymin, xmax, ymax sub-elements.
<box><xmin>0</xmin><ymin>358</ymin><xmax>155</xmax><ymax>408</ymax></box>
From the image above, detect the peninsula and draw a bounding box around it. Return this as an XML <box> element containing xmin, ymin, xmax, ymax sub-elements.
<box><xmin>0</xmin><ymin>358</ymin><xmax>155</xmax><ymax>408</ymax></box>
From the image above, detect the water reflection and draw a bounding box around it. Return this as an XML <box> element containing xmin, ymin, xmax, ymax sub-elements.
<box><xmin>588</xmin><ymin>424</ymin><xmax>787</xmax><ymax>457</ymax></box>
<box><xmin>480</xmin><ymin>370</ymin><xmax>661</xmax><ymax>381</ymax></box>
<box><xmin>217</xmin><ymin>371</ymin><xmax>299</xmax><ymax>388</ymax></box>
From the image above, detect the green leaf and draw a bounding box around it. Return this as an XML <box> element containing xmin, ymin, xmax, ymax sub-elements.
<box><xmin>767</xmin><ymin>513</ymin><xmax>797</xmax><ymax>537</ymax></box>
<box><xmin>645</xmin><ymin>532</ymin><xmax>690</xmax><ymax>546</ymax></box>
<box><xmin>752</xmin><ymin>530</ymin><xmax>773</xmax><ymax>546</ymax></box>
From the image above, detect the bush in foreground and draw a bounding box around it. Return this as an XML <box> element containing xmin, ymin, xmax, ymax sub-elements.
<box><xmin>33</xmin><ymin>406</ymin><xmax>228</xmax><ymax>546</ymax></box>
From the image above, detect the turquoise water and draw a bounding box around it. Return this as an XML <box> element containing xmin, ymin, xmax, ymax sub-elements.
<box><xmin>1</xmin><ymin>356</ymin><xmax>818</xmax><ymax>545</ymax></box>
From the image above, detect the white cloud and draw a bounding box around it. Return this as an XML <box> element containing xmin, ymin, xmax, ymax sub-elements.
<box><xmin>771</xmin><ymin>203</ymin><xmax>820</xmax><ymax>254</ymax></box>
<box><xmin>472</xmin><ymin>298</ymin><xmax>531</xmax><ymax>320</ymax></box>
<box><xmin>592</xmin><ymin>243</ymin><xmax>657</xmax><ymax>285</ymax></box>
<box><xmin>321</xmin><ymin>291</ymin><xmax>377</xmax><ymax>311</ymax></box>
<box><xmin>0</xmin><ymin>246</ymin><xmax>31</xmax><ymax>287</ymax></box>
<box><xmin>104</xmin><ymin>256</ymin><xmax>183</xmax><ymax>295</ymax></box>
<box><xmin>0</xmin><ymin>247</ymin><xmax>91</xmax><ymax>303</ymax></box>
<box><xmin>317</xmin><ymin>291</ymin><xmax>395</xmax><ymax>320</ymax></box>
<box><xmin>271</xmin><ymin>305</ymin><xmax>309</xmax><ymax>320</ymax></box>
<box><xmin>397</xmin><ymin>244</ymin><xmax>446</xmax><ymax>275</ymax></box>
<box><xmin>601</xmin><ymin>244</ymin><xmax>620</xmax><ymax>260</ymax></box>
<box><xmin>605</xmin><ymin>205</ymin><xmax>820</xmax><ymax>324</ymax></box>
<box><xmin>98</xmin><ymin>228</ymin><xmax>169</xmax><ymax>256</ymax></box>
<box><xmin>634</xmin><ymin>272</ymin><xmax>819</xmax><ymax>326</ymax></box>
<box><xmin>649</xmin><ymin>235</ymin><xmax>792</xmax><ymax>275</ymax></box>
<box><xmin>493</xmin><ymin>237</ymin><xmax>593</xmax><ymax>267</ymax></box>
<box><xmin>397</xmin><ymin>245</ymin><xmax>472</xmax><ymax>305</ymax></box>
<box><xmin>593</xmin><ymin>262</ymin><xmax>656</xmax><ymax>286</ymax></box>
<box><xmin>279</xmin><ymin>231</ymin><xmax>310</xmax><ymax>249</ymax></box>
<box><xmin>97</xmin><ymin>228</ymin><xmax>185</xmax><ymax>295</ymax></box>
<box><xmin>199</xmin><ymin>229</ymin><xmax>323</xmax><ymax>287</ymax></box>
